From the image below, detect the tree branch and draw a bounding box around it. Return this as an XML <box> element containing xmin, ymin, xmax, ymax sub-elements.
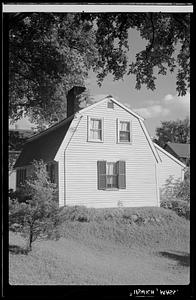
<box><xmin>145</xmin><ymin>13</ymin><xmax>155</xmax><ymax>59</ymax></box>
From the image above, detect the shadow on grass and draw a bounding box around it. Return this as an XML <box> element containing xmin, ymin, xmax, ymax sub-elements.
<box><xmin>158</xmin><ymin>251</ymin><xmax>190</xmax><ymax>267</ymax></box>
<box><xmin>9</xmin><ymin>245</ymin><xmax>29</xmax><ymax>255</ymax></box>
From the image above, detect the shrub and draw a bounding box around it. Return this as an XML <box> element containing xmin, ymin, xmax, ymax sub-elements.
<box><xmin>161</xmin><ymin>199</ymin><xmax>190</xmax><ymax>220</ymax></box>
<box><xmin>8</xmin><ymin>188</ymin><xmax>29</xmax><ymax>203</ymax></box>
<box><xmin>160</xmin><ymin>168</ymin><xmax>190</xmax><ymax>219</ymax></box>
<box><xmin>9</xmin><ymin>160</ymin><xmax>60</xmax><ymax>252</ymax></box>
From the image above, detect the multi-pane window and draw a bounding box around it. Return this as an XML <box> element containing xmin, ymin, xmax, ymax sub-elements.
<box><xmin>89</xmin><ymin>117</ymin><xmax>103</xmax><ymax>141</ymax></box>
<box><xmin>106</xmin><ymin>162</ymin><xmax>118</xmax><ymax>189</ymax></box>
<box><xmin>97</xmin><ymin>160</ymin><xmax>126</xmax><ymax>190</ymax></box>
<box><xmin>16</xmin><ymin>168</ymin><xmax>26</xmax><ymax>187</ymax></box>
<box><xmin>119</xmin><ymin>121</ymin><xmax>130</xmax><ymax>142</ymax></box>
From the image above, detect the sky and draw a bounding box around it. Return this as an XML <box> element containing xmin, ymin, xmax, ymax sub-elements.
<box><xmin>9</xmin><ymin>20</ymin><xmax>190</xmax><ymax>138</ymax></box>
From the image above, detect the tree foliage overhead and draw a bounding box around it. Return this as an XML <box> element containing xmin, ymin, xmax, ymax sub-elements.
<box><xmin>8</xmin><ymin>12</ymin><xmax>190</xmax><ymax>126</ymax></box>
<box><xmin>9</xmin><ymin>13</ymin><xmax>98</xmax><ymax>125</ymax></box>
<box><xmin>84</xmin><ymin>12</ymin><xmax>190</xmax><ymax>94</ymax></box>
<box><xmin>154</xmin><ymin>117</ymin><xmax>190</xmax><ymax>147</ymax></box>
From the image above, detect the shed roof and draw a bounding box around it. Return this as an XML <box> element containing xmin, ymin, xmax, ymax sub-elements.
<box><xmin>154</xmin><ymin>143</ymin><xmax>186</xmax><ymax>168</ymax></box>
<box><xmin>166</xmin><ymin>142</ymin><xmax>190</xmax><ymax>158</ymax></box>
<box><xmin>14</xmin><ymin>117</ymin><xmax>73</xmax><ymax>168</ymax></box>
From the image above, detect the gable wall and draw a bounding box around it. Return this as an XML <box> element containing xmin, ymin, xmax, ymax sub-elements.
<box><xmin>58</xmin><ymin>100</ymin><xmax>159</xmax><ymax>208</ymax></box>
<box><xmin>156</xmin><ymin>147</ymin><xmax>185</xmax><ymax>188</ymax></box>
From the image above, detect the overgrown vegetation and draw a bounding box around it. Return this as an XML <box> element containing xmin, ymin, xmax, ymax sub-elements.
<box><xmin>9</xmin><ymin>160</ymin><xmax>59</xmax><ymax>251</ymax></box>
<box><xmin>49</xmin><ymin>205</ymin><xmax>189</xmax><ymax>255</ymax></box>
<box><xmin>160</xmin><ymin>168</ymin><xmax>190</xmax><ymax>219</ymax></box>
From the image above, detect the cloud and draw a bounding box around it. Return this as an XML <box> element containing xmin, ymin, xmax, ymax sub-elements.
<box><xmin>134</xmin><ymin>105</ymin><xmax>170</xmax><ymax>119</ymax></box>
<box><xmin>163</xmin><ymin>92</ymin><xmax>190</xmax><ymax>114</ymax></box>
<box><xmin>164</xmin><ymin>94</ymin><xmax>174</xmax><ymax>101</ymax></box>
<box><xmin>177</xmin><ymin>93</ymin><xmax>190</xmax><ymax>113</ymax></box>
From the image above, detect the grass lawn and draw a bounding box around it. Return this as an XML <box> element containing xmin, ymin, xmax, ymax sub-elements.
<box><xmin>9</xmin><ymin>206</ymin><xmax>190</xmax><ymax>285</ymax></box>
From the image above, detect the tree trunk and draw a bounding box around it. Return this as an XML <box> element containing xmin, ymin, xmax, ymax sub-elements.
<box><xmin>26</xmin><ymin>227</ymin><xmax>33</xmax><ymax>251</ymax></box>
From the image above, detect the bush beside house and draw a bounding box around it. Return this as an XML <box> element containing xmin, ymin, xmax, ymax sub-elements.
<box><xmin>9</xmin><ymin>160</ymin><xmax>59</xmax><ymax>251</ymax></box>
<box><xmin>160</xmin><ymin>168</ymin><xmax>190</xmax><ymax>219</ymax></box>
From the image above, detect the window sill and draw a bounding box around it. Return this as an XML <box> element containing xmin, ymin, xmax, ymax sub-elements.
<box><xmin>100</xmin><ymin>188</ymin><xmax>119</xmax><ymax>191</ymax></box>
<box><xmin>87</xmin><ymin>139</ymin><xmax>104</xmax><ymax>143</ymax></box>
<box><xmin>117</xmin><ymin>141</ymin><xmax>132</xmax><ymax>144</ymax></box>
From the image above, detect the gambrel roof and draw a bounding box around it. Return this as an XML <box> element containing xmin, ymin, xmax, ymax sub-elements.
<box><xmin>14</xmin><ymin>97</ymin><xmax>161</xmax><ymax>168</ymax></box>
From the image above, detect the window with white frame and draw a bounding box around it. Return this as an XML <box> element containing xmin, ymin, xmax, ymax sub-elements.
<box><xmin>88</xmin><ymin>117</ymin><xmax>103</xmax><ymax>141</ymax></box>
<box><xmin>118</xmin><ymin>120</ymin><xmax>131</xmax><ymax>143</ymax></box>
<box><xmin>97</xmin><ymin>160</ymin><xmax>126</xmax><ymax>190</ymax></box>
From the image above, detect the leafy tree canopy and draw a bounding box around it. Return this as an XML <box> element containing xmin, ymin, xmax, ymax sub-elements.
<box><xmin>154</xmin><ymin>117</ymin><xmax>190</xmax><ymax>146</ymax></box>
<box><xmin>8</xmin><ymin>12</ymin><xmax>190</xmax><ymax>127</ymax></box>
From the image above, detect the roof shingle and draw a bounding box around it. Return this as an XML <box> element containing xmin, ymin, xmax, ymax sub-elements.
<box><xmin>14</xmin><ymin>117</ymin><xmax>73</xmax><ymax>168</ymax></box>
<box><xmin>166</xmin><ymin>142</ymin><xmax>190</xmax><ymax>158</ymax></box>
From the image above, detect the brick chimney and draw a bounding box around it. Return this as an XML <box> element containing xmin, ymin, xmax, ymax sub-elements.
<box><xmin>67</xmin><ymin>86</ymin><xmax>86</xmax><ymax>118</ymax></box>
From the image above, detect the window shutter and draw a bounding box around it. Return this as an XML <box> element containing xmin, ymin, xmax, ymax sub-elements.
<box><xmin>97</xmin><ymin>161</ymin><xmax>106</xmax><ymax>190</ymax></box>
<box><xmin>16</xmin><ymin>170</ymin><xmax>19</xmax><ymax>187</ymax></box>
<box><xmin>130</xmin><ymin>120</ymin><xmax>132</xmax><ymax>144</ymax></box>
<box><xmin>117</xmin><ymin>161</ymin><xmax>126</xmax><ymax>189</ymax></box>
<box><xmin>116</xmin><ymin>118</ymin><xmax>119</xmax><ymax>143</ymax></box>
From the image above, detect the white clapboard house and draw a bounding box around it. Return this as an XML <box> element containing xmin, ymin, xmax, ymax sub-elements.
<box><xmin>14</xmin><ymin>86</ymin><xmax>186</xmax><ymax>208</ymax></box>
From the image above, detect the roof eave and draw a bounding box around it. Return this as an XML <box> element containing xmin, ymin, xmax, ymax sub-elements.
<box><xmin>153</xmin><ymin>143</ymin><xmax>187</xmax><ymax>168</ymax></box>
<box><xmin>25</xmin><ymin>115</ymin><xmax>74</xmax><ymax>143</ymax></box>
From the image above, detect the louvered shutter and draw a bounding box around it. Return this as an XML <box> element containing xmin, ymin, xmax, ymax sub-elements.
<box><xmin>117</xmin><ymin>161</ymin><xmax>126</xmax><ymax>189</ymax></box>
<box><xmin>97</xmin><ymin>161</ymin><xmax>106</xmax><ymax>190</ymax></box>
<box><xmin>16</xmin><ymin>170</ymin><xmax>19</xmax><ymax>187</ymax></box>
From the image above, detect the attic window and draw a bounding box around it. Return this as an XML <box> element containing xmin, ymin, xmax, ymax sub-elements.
<box><xmin>107</xmin><ymin>101</ymin><xmax>114</xmax><ymax>109</ymax></box>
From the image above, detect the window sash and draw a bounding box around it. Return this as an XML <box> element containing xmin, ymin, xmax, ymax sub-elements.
<box><xmin>90</xmin><ymin>128</ymin><xmax>102</xmax><ymax>140</ymax></box>
<box><xmin>89</xmin><ymin>117</ymin><xmax>103</xmax><ymax>141</ymax></box>
<box><xmin>120</xmin><ymin>121</ymin><xmax>130</xmax><ymax>131</ymax></box>
<box><xmin>119</xmin><ymin>121</ymin><xmax>131</xmax><ymax>142</ymax></box>
<box><xmin>106</xmin><ymin>162</ymin><xmax>118</xmax><ymax>188</ymax></box>
<box><xmin>91</xmin><ymin>119</ymin><xmax>101</xmax><ymax>130</ymax></box>
<box><xmin>120</xmin><ymin>131</ymin><xmax>130</xmax><ymax>142</ymax></box>
<box><xmin>106</xmin><ymin>175</ymin><xmax>118</xmax><ymax>188</ymax></box>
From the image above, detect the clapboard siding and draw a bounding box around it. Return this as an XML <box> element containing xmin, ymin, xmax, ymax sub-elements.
<box><xmin>155</xmin><ymin>146</ymin><xmax>185</xmax><ymax>188</ymax></box>
<box><xmin>57</xmin><ymin>100</ymin><xmax>159</xmax><ymax>208</ymax></box>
